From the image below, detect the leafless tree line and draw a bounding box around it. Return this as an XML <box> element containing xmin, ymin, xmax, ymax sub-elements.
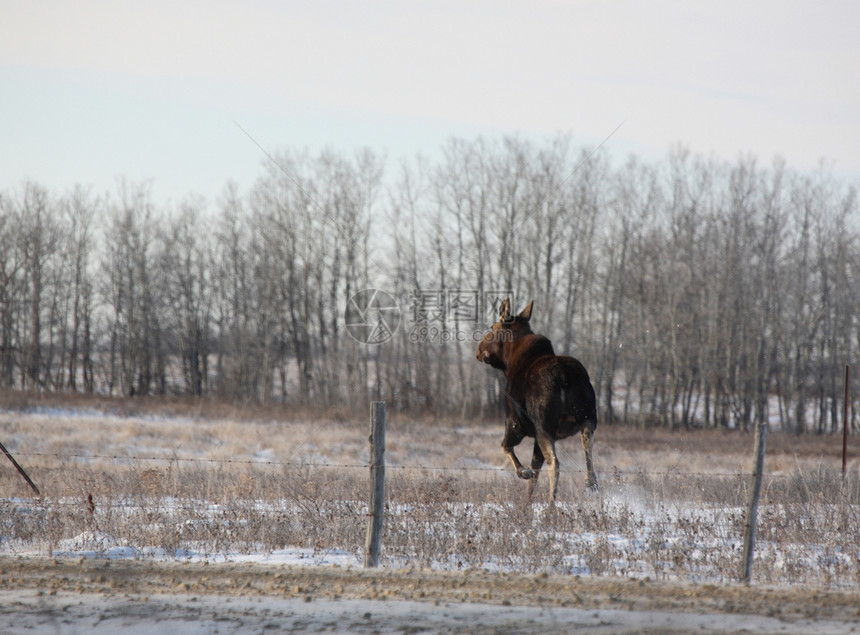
<box><xmin>1</xmin><ymin>137</ymin><xmax>857</xmax><ymax>432</ymax></box>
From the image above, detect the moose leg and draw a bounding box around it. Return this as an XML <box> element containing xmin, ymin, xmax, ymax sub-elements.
<box><xmin>502</xmin><ymin>425</ymin><xmax>535</xmax><ymax>479</ymax></box>
<box><xmin>535</xmin><ymin>433</ymin><xmax>559</xmax><ymax>506</ymax></box>
<box><xmin>526</xmin><ymin>440</ymin><xmax>545</xmax><ymax>500</ymax></box>
<box><xmin>581</xmin><ymin>428</ymin><xmax>598</xmax><ymax>491</ymax></box>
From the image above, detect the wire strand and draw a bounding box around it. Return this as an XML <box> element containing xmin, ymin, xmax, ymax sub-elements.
<box><xmin>9</xmin><ymin>450</ymin><xmax>798</xmax><ymax>478</ymax></box>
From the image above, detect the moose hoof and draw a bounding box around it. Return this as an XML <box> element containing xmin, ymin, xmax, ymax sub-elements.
<box><xmin>516</xmin><ymin>467</ymin><xmax>536</xmax><ymax>480</ymax></box>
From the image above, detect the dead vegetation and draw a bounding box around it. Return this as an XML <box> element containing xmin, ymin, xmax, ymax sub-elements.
<box><xmin>0</xmin><ymin>397</ymin><xmax>858</xmax><ymax>589</ymax></box>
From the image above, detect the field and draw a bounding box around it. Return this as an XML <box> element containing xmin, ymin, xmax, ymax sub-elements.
<box><xmin>1</xmin><ymin>394</ymin><xmax>859</xmax><ymax>631</ymax></box>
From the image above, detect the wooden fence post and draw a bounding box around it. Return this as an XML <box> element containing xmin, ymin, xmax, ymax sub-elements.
<box><xmin>0</xmin><ymin>438</ymin><xmax>40</xmax><ymax>496</ymax></box>
<box><xmin>844</xmin><ymin>364</ymin><xmax>850</xmax><ymax>479</ymax></box>
<box><xmin>740</xmin><ymin>417</ymin><xmax>767</xmax><ymax>583</ymax></box>
<box><xmin>364</xmin><ymin>401</ymin><xmax>386</xmax><ymax>568</ymax></box>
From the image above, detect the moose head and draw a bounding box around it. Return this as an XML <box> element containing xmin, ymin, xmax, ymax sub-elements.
<box><xmin>476</xmin><ymin>298</ymin><xmax>534</xmax><ymax>371</ymax></box>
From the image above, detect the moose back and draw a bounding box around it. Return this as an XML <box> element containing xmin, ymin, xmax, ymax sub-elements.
<box><xmin>477</xmin><ymin>299</ymin><xmax>597</xmax><ymax>504</ymax></box>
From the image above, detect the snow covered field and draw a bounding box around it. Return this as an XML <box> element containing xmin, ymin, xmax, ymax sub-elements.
<box><xmin>2</xmin><ymin>402</ymin><xmax>857</xmax><ymax>588</ymax></box>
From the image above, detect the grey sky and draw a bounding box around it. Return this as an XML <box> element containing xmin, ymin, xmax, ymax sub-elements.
<box><xmin>2</xmin><ymin>0</ymin><xmax>858</xmax><ymax>203</ymax></box>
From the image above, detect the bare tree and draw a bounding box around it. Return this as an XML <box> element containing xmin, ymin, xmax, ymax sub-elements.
<box><xmin>61</xmin><ymin>186</ymin><xmax>98</xmax><ymax>392</ymax></box>
<box><xmin>102</xmin><ymin>181</ymin><xmax>164</xmax><ymax>396</ymax></box>
<box><xmin>0</xmin><ymin>192</ymin><xmax>26</xmax><ymax>388</ymax></box>
<box><xmin>161</xmin><ymin>197</ymin><xmax>212</xmax><ymax>396</ymax></box>
<box><xmin>2</xmin><ymin>137</ymin><xmax>859</xmax><ymax>434</ymax></box>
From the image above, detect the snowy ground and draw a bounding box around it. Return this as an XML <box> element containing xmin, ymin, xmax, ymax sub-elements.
<box><xmin>4</xmin><ymin>589</ymin><xmax>858</xmax><ymax>634</ymax></box>
<box><xmin>1</xmin><ymin>402</ymin><xmax>858</xmax><ymax>631</ymax></box>
<box><xmin>2</xmin><ymin>557</ymin><xmax>859</xmax><ymax>634</ymax></box>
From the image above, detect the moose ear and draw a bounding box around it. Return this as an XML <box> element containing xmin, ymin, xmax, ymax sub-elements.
<box><xmin>499</xmin><ymin>298</ymin><xmax>511</xmax><ymax>322</ymax></box>
<box><xmin>518</xmin><ymin>300</ymin><xmax>534</xmax><ymax>321</ymax></box>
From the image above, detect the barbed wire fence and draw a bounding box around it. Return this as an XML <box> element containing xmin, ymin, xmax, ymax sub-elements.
<box><xmin>4</xmin><ymin>450</ymin><xmax>794</xmax><ymax>478</ymax></box>
<box><xmin>2</xmin><ymin>402</ymin><xmax>858</xmax><ymax>587</ymax></box>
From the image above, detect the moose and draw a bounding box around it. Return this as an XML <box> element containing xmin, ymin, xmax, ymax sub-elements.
<box><xmin>477</xmin><ymin>299</ymin><xmax>598</xmax><ymax>504</ymax></box>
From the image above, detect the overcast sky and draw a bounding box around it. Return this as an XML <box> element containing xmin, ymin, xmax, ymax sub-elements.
<box><xmin>2</xmin><ymin>0</ymin><xmax>858</xmax><ymax>205</ymax></box>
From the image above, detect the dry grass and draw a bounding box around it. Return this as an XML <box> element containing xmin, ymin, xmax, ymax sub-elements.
<box><xmin>1</xmin><ymin>394</ymin><xmax>858</xmax><ymax>589</ymax></box>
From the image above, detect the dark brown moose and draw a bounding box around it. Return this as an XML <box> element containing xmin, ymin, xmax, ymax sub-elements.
<box><xmin>477</xmin><ymin>299</ymin><xmax>598</xmax><ymax>504</ymax></box>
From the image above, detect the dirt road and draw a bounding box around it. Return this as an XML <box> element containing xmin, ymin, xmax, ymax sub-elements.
<box><xmin>1</xmin><ymin>557</ymin><xmax>858</xmax><ymax>633</ymax></box>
